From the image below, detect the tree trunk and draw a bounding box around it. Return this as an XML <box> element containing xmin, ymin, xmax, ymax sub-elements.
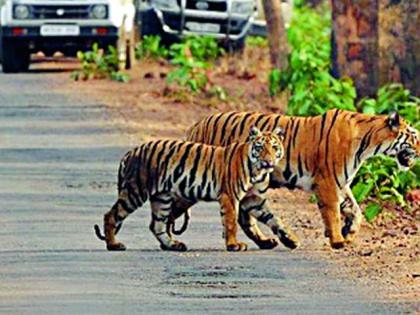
<box><xmin>378</xmin><ymin>0</ymin><xmax>420</xmax><ymax>96</ymax></box>
<box><xmin>332</xmin><ymin>0</ymin><xmax>420</xmax><ymax>98</ymax></box>
<box><xmin>262</xmin><ymin>0</ymin><xmax>289</xmax><ymax>71</ymax></box>
<box><xmin>331</xmin><ymin>0</ymin><xmax>379</xmax><ymax>98</ymax></box>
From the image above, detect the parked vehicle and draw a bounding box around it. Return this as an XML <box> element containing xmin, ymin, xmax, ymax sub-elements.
<box><xmin>251</xmin><ymin>0</ymin><xmax>293</xmax><ymax>37</ymax></box>
<box><xmin>139</xmin><ymin>0</ymin><xmax>257</xmax><ymax>50</ymax></box>
<box><xmin>0</xmin><ymin>0</ymin><xmax>136</xmax><ymax>73</ymax></box>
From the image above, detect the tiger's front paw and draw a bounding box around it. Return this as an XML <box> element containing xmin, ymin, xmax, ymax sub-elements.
<box><xmin>227</xmin><ymin>242</ymin><xmax>248</xmax><ymax>252</ymax></box>
<box><xmin>277</xmin><ymin>229</ymin><xmax>300</xmax><ymax>250</ymax></box>
<box><xmin>342</xmin><ymin>217</ymin><xmax>360</xmax><ymax>243</ymax></box>
<box><xmin>257</xmin><ymin>238</ymin><xmax>279</xmax><ymax>250</ymax></box>
<box><xmin>106</xmin><ymin>242</ymin><xmax>127</xmax><ymax>251</ymax></box>
<box><xmin>160</xmin><ymin>241</ymin><xmax>188</xmax><ymax>252</ymax></box>
<box><xmin>330</xmin><ymin>240</ymin><xmax>345</xmax><ymax>249</ymax></box>
<box><xmin>329</xmin><ymin>234</ymin><xmax>345</xmax><ymax>249</ymax></box>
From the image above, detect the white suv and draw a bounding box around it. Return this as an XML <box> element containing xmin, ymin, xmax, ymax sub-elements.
<box><xmin>0</xmin><ymin>0</ymin><xmax>136</xmax><ymax>73</ymax></box>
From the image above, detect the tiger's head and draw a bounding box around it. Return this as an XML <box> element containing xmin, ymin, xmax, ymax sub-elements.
<box><xmin>381</xmin><ymin>112</ymin><xmax>419</xmax><ymax>170</ymax></box>
<box><xmin>248</xmin><ymin>126</ymin><xmax>285</xmax><ymax>182</ymax></box>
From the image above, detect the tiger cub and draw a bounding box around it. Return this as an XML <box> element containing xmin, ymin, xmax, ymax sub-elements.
<box><xmin>94</xmin><ymin>126</ymin><xmax>284</xmax><ymax>252</ymax></box>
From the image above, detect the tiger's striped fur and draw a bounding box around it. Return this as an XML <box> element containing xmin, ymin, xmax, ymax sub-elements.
<box><xmin>175</xmin><ymin>109</ymin><xmax>419</xmax><ymax>249</ymax></box>
<box><xmin>94</xmin><ymin>127</ymin><xmax>285</xmax><ymax>251</ymax></box>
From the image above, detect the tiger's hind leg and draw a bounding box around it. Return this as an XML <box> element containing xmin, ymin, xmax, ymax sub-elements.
<box><xmin>340</xmin><ymin>186</ymin><xmax>363</xmax><ymax>243</ymax></box>
<box><xmin>239</xmin><ymin>195</ymin><xmax>278</xmax><ymax>249</ymax></box>
<box><xmin>314</xmin><ymin>177</ymin><xmax>345</xmax><ymax>249</ymax></box>
<box><xmin>101</xmin><ymin>187</ymin><xmax>141</xmax><ymax>251</ymax></box>
<box><xmin>238</xmin><ymin>210</ymin><xmax>278</xmax><ymax>250</ymax></box>
<box><xmin>240</xmin><ymin>195</ymin><xmax>300</xmax><ymax>250</ymax></box>
<box><xmin>149</xmin><ymin>194</ymin><xmax>187</xmax><ymax>252</ymax></box>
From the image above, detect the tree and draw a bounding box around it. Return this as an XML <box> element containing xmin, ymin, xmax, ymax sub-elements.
<box><xmin>331</xmin><ymin>0</ymin><xmax>420</xmax><ymax>98</ymax></box>
<box><xmin>378</xmin><ymin>0</ymin><xmax>420</xmax><ymax>96</ymax></box>
<box><xmin>262</xmin><ymin>0</ymin><xmax>289</xmax><ymax>72</ymax></box>
<box><xmin>331</xmin><ymin>0</ymin><xmax>379</xmax><ymax>98</ymax></box>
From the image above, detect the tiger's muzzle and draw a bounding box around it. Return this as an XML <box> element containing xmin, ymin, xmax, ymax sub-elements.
<box><xmin>260</xmin><ymin>160</ymin><xmax>275</xmax><ymax>170</ymax></box>
<box><xmin>397</xmin><ymin>148</ymin><xmax>417</xmax><ymax>168</ymax></box>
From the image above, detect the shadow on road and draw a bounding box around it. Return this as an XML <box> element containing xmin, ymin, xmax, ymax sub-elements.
<box><xmin>0</xmin><ymin>57</ymin><xmax>80</xmax><ymax>74</ymax></box>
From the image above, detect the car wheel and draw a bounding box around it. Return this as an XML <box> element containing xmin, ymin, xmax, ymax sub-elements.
<box><xmin>140</xmin><ymin>9</ymin><xmax>162</xmax><ymax>37</ymax></box>
<box><xmin>2</xmin><ymin>39</ymin><xmax>30</xmax><ymax>73</ymax></box>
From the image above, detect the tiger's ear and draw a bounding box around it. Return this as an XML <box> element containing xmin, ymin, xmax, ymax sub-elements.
<box><xmin>387</xmin><ymin>112</ymin><xmax>400</xmax><ymax>131</ymax></box>
<box><xmin>249</xmin><ymin>126</ymin><xmax>262</xmax><ymax>142</ymax></box>
<box><xmin>273</xmin><ymin>127</ymin><xmax>285</xmax><ymax>140</ymax></box>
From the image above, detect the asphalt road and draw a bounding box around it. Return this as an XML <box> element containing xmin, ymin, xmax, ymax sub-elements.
<box><xmin>0</xmin><ymin>66</ymin><xmax>408</xmax><ymax>314</ymax></box>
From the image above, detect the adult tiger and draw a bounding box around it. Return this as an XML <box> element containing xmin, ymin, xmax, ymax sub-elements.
<box><xmin>94</xmin><ymin>126</ymin><xmax>285</xmax><ymax>252</ymax></box>
<box><xmin>171</xmin><ymin>109</ymin><xmax>419</xmax><ymax>249</ymax></box>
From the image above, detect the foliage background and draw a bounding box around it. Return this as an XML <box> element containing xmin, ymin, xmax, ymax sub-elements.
<box><xmin>273</xmin><ymin>2</ymin><xmax>419</xmax><ymax>220</ymax></box>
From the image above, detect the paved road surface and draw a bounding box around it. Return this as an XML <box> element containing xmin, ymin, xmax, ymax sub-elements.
<box><xmin>0</xmin><ymin>66</ymin><xmax>407</xmax><ymax>314</ymax></box>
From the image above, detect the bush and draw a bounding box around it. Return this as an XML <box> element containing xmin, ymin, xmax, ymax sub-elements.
<box><xmin>277</xmin><ymin>5</ymin><xmax>419</xmax><ymax>220</ymax></box>
<box><xmin>352</xmin><ymin>84</ymin><xmax>419</xmax><ymax>220</ymax></box>
<box><xmin>172</xmin><ymin>36</ymin><xmax>224</xmax><ymax>61</ymax></box>
<box><xmin>359</xmin><ymin>84</ymin><xmax>420</xmax><ymax>129</ymax></box>
<box><xmin>269</xmin><ymin>6</ymin><xmax>357</xmax><ymax>115</ymax></box>
<box><xmin>134</xmin><ymin>35</ymin><xmax>226</xmax><ymax>95</ymax></box>
<box><xmin>246</xmin><ymin>36</ymin><xmax>268</xmax><ymax>48</ymax></box>
<box><xmin>135</xmin><ymin>35</ymin><xmax>168</xmax><ymax>60</ymax></box>
<box><xmin>72</xmin><ymin>43</ymin><xmax>129</xmax><ymax>83</ymax></box>
<box><xmin>167</xmin><ymin>36</ymin><xmax>224</xmax><ymax>93</ymax></box>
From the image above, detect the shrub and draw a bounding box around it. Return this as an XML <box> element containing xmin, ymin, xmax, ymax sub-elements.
<box><xmin>277</xmin><ymin>4</ymin><xmax>419</xmax><ymax>220</ymax></box>
<box><xmin>72</xmin><ymin>43</ymin><xmax>129</xmax><ymax>82</ymax></box>
<box><xmin>167</xmin><ymin>36</ymin><xmax>224</xmax><ymax>93</ymax></box>
<box><xmin>352</xmin><ymin>84</ymin><xmax>419</xmax><ymax>221</ymax></box>
<box><xmin>171</xmin><ymin>36</ymin><xmax>224</xmax><ymax>61</ymax></box>
<box><xmin>135</xmin><ymin>35</ymin><xmax>168</xmax><ymax>60</ymax></box>
<box><xmin>246</xmin><ymin>36</ymin><xmax>268</xmax><ymax>48</ymax></box>
<box><xmin>269</xmin><ymin>6</ymin><xmax>357</xmax><ymax>115</ymax></box>
<box><xmin>359</xmin><ymin>84</ymin><xmax>420</xmax><ymax>129</ymax></box>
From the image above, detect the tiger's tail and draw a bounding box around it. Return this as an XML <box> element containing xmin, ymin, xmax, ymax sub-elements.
<box><xmin>170</xmin><ymin>210</ymin><xmax>191</xmax><ymax>235</ymax></box>
<box><xmin>94</xmin><ymin>150</ymin><xmax>134</xmax><ymax>242</ymax></box>
<box><xmin>94</xmin><ymin>224</ymin><xmax>122</xmax><ymax>241</ymax></box>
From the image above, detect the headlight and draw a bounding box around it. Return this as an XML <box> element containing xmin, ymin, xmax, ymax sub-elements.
<box><xmin>150</xmin><ymin>0</ymin><xmax>179</xmax><ymax>11</ymax></box>
<box><xmin>14</xmin><ymin>5</ymin><xmax>31</xmax><ymax>19</ymax></box>
<box><xmin>90</xmin><ymin>5</ymin><xmax>107</xmax><ymax>19</ymax></box>
<box><xmin>231</xmin><ymin>1</ymin><xmax>255</xmax><ymax>14</ymax></box>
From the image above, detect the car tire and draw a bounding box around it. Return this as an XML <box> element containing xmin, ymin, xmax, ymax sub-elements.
<box><xmin>2</xmin><ymin>39</ymin><xmax>30</xmax><ymax>73</ymax></box>
<box><xmin>140</xmin><ymin>9</ymin><xmax>179</xmax><ymax>47</ymax></box>
<box><xmin>140</xmin><ymin>9</ymin><xmax>162</xmax><ymax>37</ymax></box>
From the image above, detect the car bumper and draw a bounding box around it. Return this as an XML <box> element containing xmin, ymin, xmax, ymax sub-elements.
<box><xmin>1</xmin><ymin>26</ymin><xmax>118</xmax><ymax>54</ymax></box>
<box><xmin>148</xmin><ymin>6</ymin><xmax>255</xmax><ymax>41</ymax></box>
<box><xmin>1</xmin><ymin>25</ymin><xmax>118</xmax><ymax>39</ymax></box>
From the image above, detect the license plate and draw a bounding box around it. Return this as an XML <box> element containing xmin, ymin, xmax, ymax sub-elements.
<box><xmin>185</xmin><ymin>22</ymin><xmax>220</xmax><ymax>33</ymax></box>
<box><xmin>40</xmin><ymin>24</ymin><xmax>80</xmax><ymax>36</ymax></box>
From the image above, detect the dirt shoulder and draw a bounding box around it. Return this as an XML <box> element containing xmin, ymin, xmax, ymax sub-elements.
<box><xmin>52</xmin><ymin>55</ymin><xmax>419</xmax><ymax>308</ymax></box>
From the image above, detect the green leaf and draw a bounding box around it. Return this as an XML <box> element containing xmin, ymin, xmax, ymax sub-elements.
<box><xmin>352</xmin><ymin>180</ymin><xmax>375</xmax><ymax>203</ymax></box>
<box><xmin>364</xmin><ymin>203</ymin><xmax>381</xmax><ymax>222</ymax></box>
